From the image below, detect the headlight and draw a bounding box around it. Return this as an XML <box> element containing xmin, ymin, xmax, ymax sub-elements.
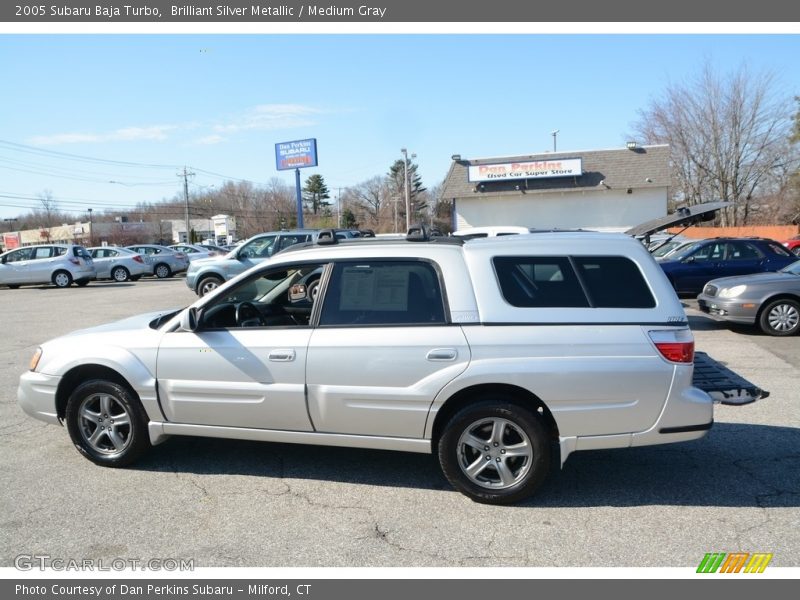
<box><xmin>719</xmin><ymin>285</ymin><xmax>747</xmax><ymax>298</ymax></box>
<box><xmin>29</xmin><ymin>347</ymin><xmax>42</xmax><ymax>371</ymax></box>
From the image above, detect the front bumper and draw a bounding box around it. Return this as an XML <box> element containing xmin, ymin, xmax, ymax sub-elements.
<box><xmin>697</xmin><ymin>294</ymin><xmax>758</xmax><ymax>325</ymax></box>
<box><xmin>18</xmin><ymin>371</ymin><xmax>62</xmax><ymax>425</ymax></box>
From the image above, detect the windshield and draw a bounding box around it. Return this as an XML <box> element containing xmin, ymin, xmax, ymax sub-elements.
<box><xmin>780</xmin><ymin>261</ymin><xmax>800</xmax><ymax>275</ymax></box>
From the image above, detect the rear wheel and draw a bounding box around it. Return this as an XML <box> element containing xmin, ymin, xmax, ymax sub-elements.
<box><xmin>65</xmin><ymin>380</ymin><xmax>151</xmax><ymax>467</ymax></box>
<box><xmin>438</xmin><ymin>399</ymin><xmax>551</xmax><ymax>504</ymax></box>
<box><xmin>197</xmin><ymin>275</ymin><xmax>224</xmax><ymax>297</ymax></box>
<box><xmin>154</xmin><ymin>263</ymin><xmax>171</xmax><ymax>279</ymax></box>
<box><xmin>52</xmin><ymin>270</ymin><xmax>72</xmax><ymax>288</ymax></box>
<box><xmin>111</xmin><ymin>266</ymin><xmax>130</xmax><ymax>282</ymax></box>
<box><xmin>759</xmin><ymin>298</ymin><xmax>800</xmax><ymax>336</ymax></box>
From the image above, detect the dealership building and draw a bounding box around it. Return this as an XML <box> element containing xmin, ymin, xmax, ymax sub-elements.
<box><xmin>440</xmin><ymin>144</ymin><xmax>670</xmax><ymax>232</ymax></box>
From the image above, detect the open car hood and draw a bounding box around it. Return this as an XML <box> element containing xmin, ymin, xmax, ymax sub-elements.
<box><xmin>625</xmin><ymin>201</ymin><xmax>732</xmax><ymax>237</ymax></box>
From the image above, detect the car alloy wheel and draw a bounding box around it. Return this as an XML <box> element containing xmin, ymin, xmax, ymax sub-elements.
<box><xmin>456</xmin><ymin>417</ymin><xmax>533</xmax><ymax>489</ymax></box>
<box><xmin>761</xmin><ymin>299</ymin><xmax>800</xmax><ymax>336</ymax></box>
<box><xmin>438</xmin><ymin>399</ymin><xmax>550</xmax><ymax>504</ymax></box>
<box><xmin>111</xmin><ymin>266</ymin><xmax>130</xmax><ymax>282</ymax></box>
<box><xmin>65</xmin><ymin>380</ymin><xmax>151</xmax><ymax>467</ymax></box>
<box><xmin>77</xmin><ymin>392</ymin><xmax>133</xmax><ymax>456</ymax></box>
<box><xmin>154</xmin><ymin>264</ymin><xmax>171</xmax><ymax>279</ymax></box>
<box><xmin>198</xmin><ymin>276</ymin><xmax>223</xmax><ymax>297</ymax></box>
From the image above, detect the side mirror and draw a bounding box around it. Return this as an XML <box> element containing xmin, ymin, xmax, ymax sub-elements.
<box><xmin>289</xmin><ymin>283</ymin><xmax>308</xmax><ymax>303</ymax></box>
<box><xmin>179</xmin><ymin>307</ymin><xmax>199</xmax><ymax>332</ymax></box>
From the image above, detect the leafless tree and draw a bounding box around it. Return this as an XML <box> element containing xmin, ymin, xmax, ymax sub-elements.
<box><xmin>344</xmin><ymin>176</ymin><xmax>390</xmax><ymax>229</ymax></box>
<box><xmin>632</xmin><ymin>61</ymin><xmax>796</xmax><ymax>225</ymax></box>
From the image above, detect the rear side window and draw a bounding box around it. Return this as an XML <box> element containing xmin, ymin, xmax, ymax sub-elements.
<box><xmin>493</xmin><ymin>256</ymin><xmax>655</xmax><ymax>309</ymax></box>
<box><xmin>767</xmin><ymin>243</ymin><xmax>791</xmax><ymax>257</ymax></box>
<box><xmin>573</xmin><ymin>257</ymin><xmax>656</xmax><ymax>308</ymax></box>
<box><xmin>493</xmin><ymin>257</ymin><xmax>588</xmax><ymax>308</ymax></box>
<box><xmin>319</xmin><ymin>261</ymin><xmax>446</xmax><ymax>326</ymax></box>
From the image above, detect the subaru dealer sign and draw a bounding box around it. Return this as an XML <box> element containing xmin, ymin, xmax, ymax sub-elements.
<box><xmin>275</xmin><ymin>138</ymin><xmax>318</xmax><ymax>170</ymax></box>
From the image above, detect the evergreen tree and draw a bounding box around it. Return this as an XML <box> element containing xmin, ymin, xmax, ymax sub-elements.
<box><xmin>302</xmin><ymin>174</ymin><xmax>331</xmax><ymax>215</ymax></box>
<box><xmin>341</xmin><ymin>208</ymin><xmax>358</xmax><ymax>229</ymax></box>
<box><xmin>387</xmin><ymin>159</ymin><xmax>426</xmax><ymax>223</ymax></box>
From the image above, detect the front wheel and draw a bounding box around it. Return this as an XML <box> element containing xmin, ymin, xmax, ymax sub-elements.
<box><xmin>438</xmin><ymin>399</ymin><xmax>551</xmax><ymax>504</ymax></box>
<box><xmin>65</xmin><ymin>380</ymin><xmax>151</xmax><ymax>467</ymax></box>
<box><xmin>197</xmin><ymin>275</ymin><xmax>224</xmax><ymax>297</ymax></box>
<box><xmin>759</xmin><ymin>298</ymin><xmax>800</xmax><ymax>336</ymax></box>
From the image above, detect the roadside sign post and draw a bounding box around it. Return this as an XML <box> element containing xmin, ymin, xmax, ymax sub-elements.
<box><xmin>275</xmin><ymin>138</ymin><xmax>318</xmax><ymax>229</ymax></box>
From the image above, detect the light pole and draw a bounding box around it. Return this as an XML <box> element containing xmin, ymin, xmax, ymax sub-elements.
<box><xmin>401</xmin><ymin>148</ymin><xmax>416</xmax><ymax>231</ymax></box>
<box><xmin>551</xmin><ymin>130</ymin><xmax>559</xmax><ymax>152</ymax></box>
<box><xmin>87</xmin><ymin>208</ymin><xmax>93</xmax><ymax>246</ymax></box>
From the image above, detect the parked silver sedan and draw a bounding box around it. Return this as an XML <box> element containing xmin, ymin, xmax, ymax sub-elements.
<box><xmin>697</xmin><ymin>260</ymin><xmax>800</xmax><ymax>336</ymax></box>
<box><xmin>125</xmin><ymin>244</ymin><xmax>189</xmax><ymax>279</ymax></box>
<box><xmin>168</xmin><ymin>243</ymin><xmax>225</xmax><ymax>262</ymax></box>
<box><xmin>87</xmin><ymin>247</ymin><xmax>150</xmax><ymax>282</ymax></box>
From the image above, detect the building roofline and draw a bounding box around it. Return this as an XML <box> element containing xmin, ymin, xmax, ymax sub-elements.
<box><xmin>456</xmin><ymin>144</ymin><xmax>669</xmax><ymax>164</ymax></box>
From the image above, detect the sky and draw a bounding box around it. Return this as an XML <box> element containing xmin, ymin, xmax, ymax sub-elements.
<box><xmin>1</xmin><ymin>33</ymin><xmax>799</xmax><ymax>221</ymax></box>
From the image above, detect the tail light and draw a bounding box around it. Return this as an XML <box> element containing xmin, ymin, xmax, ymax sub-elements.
<box><xmin>648</xmin><ymin>329</ymin><xmax>695</xmax><ymax>364</ymax></box>
<box><xmin>132</xmin><ymin>255</ymin><xmax>144</xmax><ymax>264</ymax></box>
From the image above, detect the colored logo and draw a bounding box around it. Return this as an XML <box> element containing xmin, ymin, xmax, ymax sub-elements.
<box><xmin>697</xmin><ymin>552</ymin><xmax>773</xmax><ymax>573</ymax></box>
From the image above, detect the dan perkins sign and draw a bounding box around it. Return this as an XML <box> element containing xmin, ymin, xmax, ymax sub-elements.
<box><xmin>468</xmin><ymin>158</ymin><xmax>582</xmax><ymax>182</ymax></box>
<box><xmin>275</xmin><ymin>138</ymin><xmax>318</xmax><ymax>171</ymax></box>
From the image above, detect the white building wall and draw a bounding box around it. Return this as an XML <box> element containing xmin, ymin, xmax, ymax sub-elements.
<box><xmin>455</xmin><ymin>188</ymin><xmax>667</xmax><ymax>232</ymax></box>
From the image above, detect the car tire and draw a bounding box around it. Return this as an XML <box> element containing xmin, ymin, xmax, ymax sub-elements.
<box><xmin>52</xmin><ymin>270</ymin><xmax>73</xmax><ymax>288</ymax></box>
<box><xmin>75</xmin><ymin>280</ymin><xmax>90</xmax><ymax>287</ymax></box>
<box><xmin>197</xmin><ymin>275</ymin><xmax>224</xmax><ymax>297</ymax></box>
<box><xmin>130</xmin><ymin>275</ymin><xmax>141</xmax><ymax>282</ymax></box>
<box><xmin>111</xmin><ymin>266</ymin><xmax>130</xmax><ymax>282</ymax></box>
<box><xmin>154</xmin><ymin>263</ymin><xmax>171</xmax><ymax>279</ymax></box>
<box><xmin>438</xmin><ymin>398</ymin><xmax>551</xmax><ymax>504</ymax></box>
<box><xmin>65</xmin><ymin>380</ymin><xmax>151</xmax><ymax>467</ymax></box>
<box><xmin>758</xmin><ymin>298</ymin><xmax>800</xmax><ymax>336</ymax></box>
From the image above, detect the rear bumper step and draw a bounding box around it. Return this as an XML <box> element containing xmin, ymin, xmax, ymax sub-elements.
<box><xmin>692</xmin><ymin>351</ymin><xmax>769</xmax><ymax>405</ymax></box>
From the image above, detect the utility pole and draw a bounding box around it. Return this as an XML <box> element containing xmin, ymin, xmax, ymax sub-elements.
<box><xmin>401</xmin><ymin>148</ymin><xmax>416</xmax><ymax>231</ymax></box>
<box><xmin>179</xmin><ymin>167</ymin><xmax>195</xmax><ymax>243</ymax></box>
<box><xmin>337</xmin><ymin>187</ymin><xmax>342</xmax><ymax>228</ymax></box>
<box><xmin>87</xmin><ymin>208</ymin><xmax>93</xmax><ymax>246</ymax></box>
<box><xmin>551</xmin><ymin>130</ymin><xmax>559</xmax><ymax>153</ymax></box>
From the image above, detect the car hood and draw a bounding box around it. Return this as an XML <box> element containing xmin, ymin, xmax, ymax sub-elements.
<box><xmin>705</xmin><ymin>271</ymin><xmax>798</xmax><ymax>288</ymax></box>
<box><xmin>58</xmin><ymin>309</ymin><xmax>180</xmax><ymax>338</ymax></box>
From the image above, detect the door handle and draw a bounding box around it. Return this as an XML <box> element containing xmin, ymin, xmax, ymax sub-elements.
<box><xmin>268</xmin><ymin>349</ymin><xmax>296</xmax><ymax>362</ymax></box>
<box><xmin>426</xmin><ymin>348</ymin><xmax>457</xmax><ymax>361</ymax></box>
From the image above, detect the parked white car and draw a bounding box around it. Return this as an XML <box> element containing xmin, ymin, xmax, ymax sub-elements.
<box><xmin>19</xmin><ymin>228</ymin><xmax>712</xmax><ymax>504</ymax></box>
<box><xmin>0</xmin><ymin>243</ymin><xmax>95</xmax><ymax>288</ymax></box>
<box><xmin>87</xmin><ymin>247</ymin><xmax>150</xmax><ymax>282</ymax></box>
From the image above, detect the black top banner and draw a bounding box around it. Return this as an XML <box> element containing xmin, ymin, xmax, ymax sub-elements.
<box><xmin>3</xmin><ymin>0</ymin><xmax>799</xmax><ymax>22</ymax></box>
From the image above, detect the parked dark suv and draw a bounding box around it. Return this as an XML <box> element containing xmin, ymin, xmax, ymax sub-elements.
<box><xmin>658</xmin><ymin>237</ymin><xmax>798</xmax><ymax>295</ymax></box>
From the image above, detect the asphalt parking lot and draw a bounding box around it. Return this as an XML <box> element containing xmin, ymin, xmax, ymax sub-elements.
<box><xmin>1</xmin><ymin>279</ymin><xmax>798</xmax><ymax>568</ymax></box>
